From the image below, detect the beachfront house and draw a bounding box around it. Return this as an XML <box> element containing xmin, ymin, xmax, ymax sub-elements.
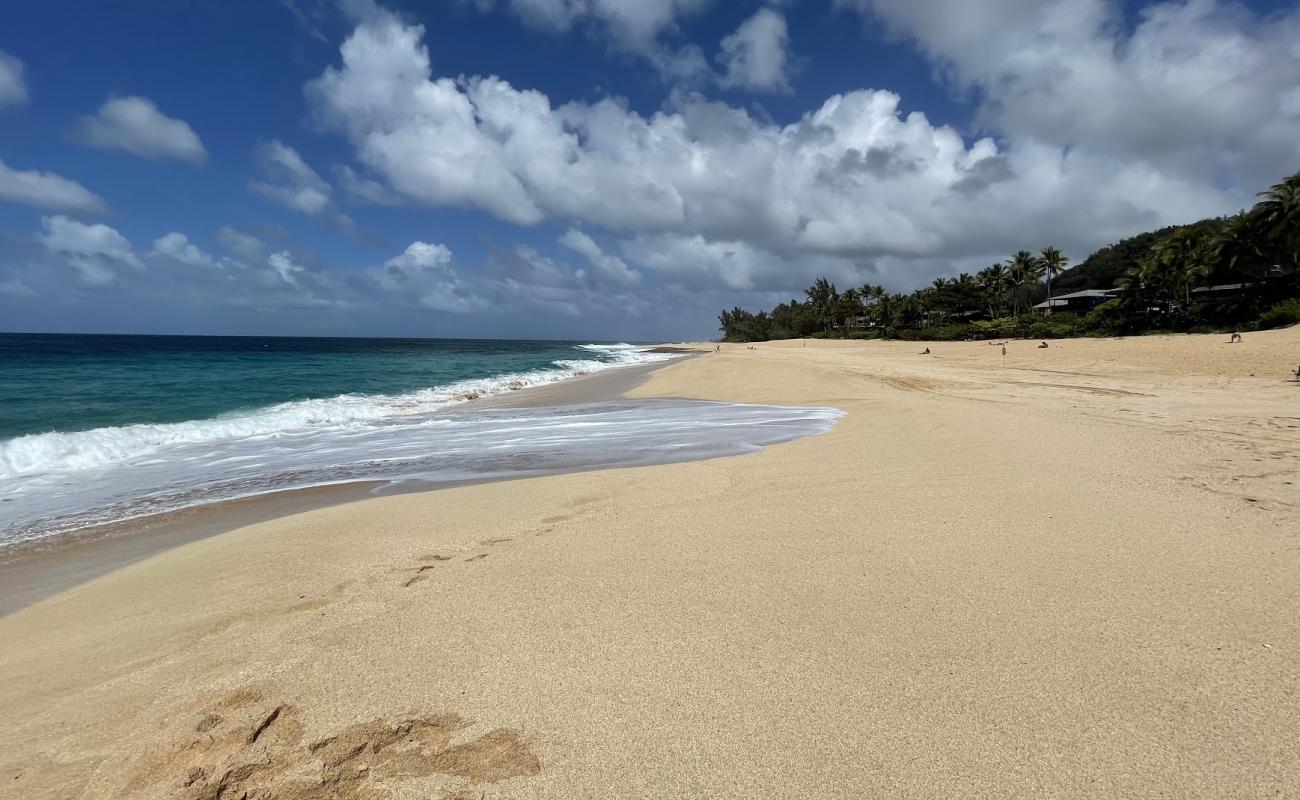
<box><xmin>1033</xmin><ymin>289</ymin><xmax>1119</xmax><ymax>315</ymax></box>
<box><xmin>1190</xmin><ymin>282</ymin><xmax>1255</xmax><ymax>299</ymax></box>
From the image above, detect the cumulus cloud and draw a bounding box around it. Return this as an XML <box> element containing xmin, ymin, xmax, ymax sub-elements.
<box><xmin>471</xmin><ymin>0</ymin><xmax>711</xmax><ymax>80</ymax></box>
<box><xmin>716</xmin><ymin>8</ymin><xmax>793</xmax><ymax>93</ymax></box>
<box><xmin>334</xmin><ymin>163</ymin><xmax>403</xmax><ymax>205</ymax></box>
<box><xmin>839</xmin><ymin>0</ymin><xmax>1300</xmax><ymax>187</ymax></box>
<box><xmin>268</xmin><ymin>250</ymin><xmax>309</xmax><ymax>287</ymax></box>
<box><xmin>0</xmin><ymin>48</ymin><xmax>28</xmax><ymax>108</ymax></box>
<box><xmin>151</xmin><ymin>232</ymin><xmax>222</xmax><ymax>269</ymax></box>
<box><xmin>559</xmin><ymin>228</ymin><xmax>641</xmax><ymax>286</ymax></box>
<box><xmin>246</xmin><ymin>249</ymin><xmax>353</xmax><ymax>309</ymax></box>
<box><xmin>14</xmin><ymin>0</ymin><xmax>1292</xmax><ymax>336</ymax></box>
<box><xmin>215</xmin><ymin>225</ymin><xmax>270</xmax><ymax>262</ymax></box>
<box><xmin>305</xmin><ymin>6</ymin><xmax>1247</xmax><ymax>297</ymax></box>
<box><xmin>19</xmin><ymin>215</ymin><xmax>349</xmax><ymax>309</ymax></box>
<box><xmin>72</xmin><ymin>96</ymin><xmax>207</xmax><ymax>163</ymax></box>
<box><xmin>251</xmin><ymin>140</ymin><xmax>354</xmax><ymax>228</ymax></box>
<box><xmin>0</xmin><ymin>159</ymin><xmax>108</xmax><ymax>214</ymax></box>
<box><xmin>370</xmin><ymin>241</ymin><xmax>488</xmax><ymax>313</ymax></box>
<box><xmin>477</xmin><ymin>0</ymin><xmax>705</xmax><ymax>39</ymax></box>
<box><xmin>38</xmin><ymin>215</ymin><xmax>141</xmax><ymax>287</ymax></box>
<box><xmin>3</xmin><ymin>207</ymin><xmax>709</xmax><ymax>336</ymax></box>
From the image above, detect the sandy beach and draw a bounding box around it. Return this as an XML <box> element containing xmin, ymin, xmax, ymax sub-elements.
<box><xmin>2</xmin><ymin>329</ymin><xmax>1298</xmax><ymax>798</ymax></box>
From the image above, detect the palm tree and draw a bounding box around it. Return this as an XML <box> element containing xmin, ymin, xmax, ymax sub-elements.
<box><xmin>854</xmin><ymin>283</ymin><xmax>885</xmax><ymax>329</ymax></box>
<box><xmin>1147</xmin><ymin>229</ymin><xmax>1207</xmax><ymax>308</ymax></box>
<box><xmin>1252</xmin><ymin>171</ymin><xmax>1300</xmax><ymax>272</ymax></box>
<box><xmin>836</xmin><ymin>287</ymin><xmax>863</xmax><ymax>332</ymax></box>
<box><xmin>1116</xmin><ymin>265</ymin><xmax>1153</xmax><ymax>326</ymax></box>
<box><xmin>1009</xmin><ymin>250</ymin><xmax>1043</xmax><ymax>315</ymax></box>
<box><xmin>1205</xmin><ymin>214</ymin><xmax>1261</xmax><ymax>281</ymax></box>
<box><xmin>976</xmin><ymin>263</ymin><xmax>1008</xmax><ymax>317</ymax></box>
<box><xmin>1039</xmin><ymin>246</ymin><xmax>1069</xmax><ymax>312</ymax></box>
<box><xmin>804</xmin><ymin>277</ymin><xmax>839</xmax><ymax>332</ymax></box>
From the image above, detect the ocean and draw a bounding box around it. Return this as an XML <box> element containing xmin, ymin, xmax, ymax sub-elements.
<box><xmin>0</xmin><ymin>334</ymin><xmax>841</xmax><ymax>546</ymax></box>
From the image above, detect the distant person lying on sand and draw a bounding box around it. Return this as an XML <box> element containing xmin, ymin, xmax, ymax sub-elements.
<box><xmin>1230</xmin><ymin>332</ymin><xmax>1243</xmax><ymax>343</ymax></box>
<box><xmin>1038</xmin><ymin>341</ymin><xmax>1049</xmax><ymax>349</ymax></box>
<box><xmin>920</xmin><ymin>347</ymin><xmax>931</xmax><ymax>355</ymax></box>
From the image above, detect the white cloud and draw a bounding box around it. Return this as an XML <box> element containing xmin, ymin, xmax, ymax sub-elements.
<box><xmin>262</xmin><ymin>250</ymin><xmax>355</xmax><ymax>309</ymax></box>
<box><xmin>473</xmin><ymin>0</ymin><xmax>711</xmax><ymax>79</ymax></box>
<box><xmin>151</xmin><ymin>233</ymin><xmax>222</xmax><ymax>269</ymax></box>
<box><xmin>839</xmin><ymin>0</ymin><xmax>1300</xmax><ymax>187</ymax></box>
<box><xmin>0</xmin><ymin>159</ymin><xmax>108</xmax><ymax>214</ymax></box>
<box><xmin>215</xmin><ymin>225</ymin><xmax>269</xmax><ymax>262</ymax></box>
<box><xmin>370</xmin><ymin>241</ymin><xmax>485</xmax><ymax>313</ymax></box>
<box><xmin>72</xmin><ymin>96</ymin><xmax>207</xmax><ymax>163</ymax></box>
<box><xmin>619</xmin><ymin>232</ymin><xmax>874</xmax><ymax>293</ymax></box>
<box><xmin>334</xmin><ymin>163</ymin><xmax>403</xmax><ymax>205</ymax></box>
<box><xmin>251</xmin><ymin>140</ymin><xmax>353</xmax><ymax>228</ymax></box>
<box><xmin>4</xmin><ymin>211</ymin><xmax>707</xmax><ymax>336</ymax></box>
<box><xmin>268</xmin><ymin>250</ymin><xmax>307</xmax><ymax>286</ymax></box>
<box><xmin>38</xmin><ymin>215</ymin><xmax>141</xmax><ymax>287</ymax></box>
<box><xmin>479</xmin><ymin>0</ymin><xmax>706</xmax><ymax>40</ymax></box>
<box><xmin>716</xmin><ymin>8</ymin><xmax>793</xmax><ymax>93</ymax></box>
<box><xmin>0</xmin><ymin>49</ymin><xmax>28</xmax><ymax>108</ymax></box>
<box><xmin>559</xmin><ymin>228</ymin><xmax>641</xmax><ymax>286</ymax></box>
<box><xmin>306</xmin><ymin>7</ymin><xmax>1247</xmax><ymax>298</ymax></box>
<box><xmin>252</xmin><ymin>141</ymin><xmax>329</xmax><ymax>214</ymax></box>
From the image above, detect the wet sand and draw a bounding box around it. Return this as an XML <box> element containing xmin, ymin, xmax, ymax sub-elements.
<box><xmin>1</xmin><ymin>329</ymin><xmax>1298</xmax><ymax>798</ymax></box>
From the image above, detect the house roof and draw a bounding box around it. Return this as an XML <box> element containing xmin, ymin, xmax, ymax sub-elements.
<box><xmin>1050</xmin><ymin>289</ymin><xmax>1117</xmax><ymax>299</ymax></box>
<box><xmin>1191</xmin><ymin>283</ymin><xmax>1254</xmax><ymax>293</ymax></box>
<box><xmin>1031</xmin><ymin>289</ymin><xmax>1117</xmax><ymax>309</ymax></box>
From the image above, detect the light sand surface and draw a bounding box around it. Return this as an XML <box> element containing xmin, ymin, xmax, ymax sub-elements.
<box><xmin>2</xmin><ymin>328</ymin><xmax>1298</xmax><ymax>799</ymax></box>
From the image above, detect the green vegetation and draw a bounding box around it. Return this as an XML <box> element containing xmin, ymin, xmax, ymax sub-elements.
<box><xmin>718</xmin><ymin>170</ymin><xmax>1300</xmax><ymax>342</ymax></box>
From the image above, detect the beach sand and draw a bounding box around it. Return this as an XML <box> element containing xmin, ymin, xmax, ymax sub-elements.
<box><xmin>2</xmin><ymin>329</ymin><xmax>1298</xmax><ymax>798</ymax></box>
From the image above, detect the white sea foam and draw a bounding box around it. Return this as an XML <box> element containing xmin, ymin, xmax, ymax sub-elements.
<box><xmin>0</xmin><ymin>399</ymin><xmax>842</xmax><ymax>546</ymax></box>
<box><xmin>0</xmin><ymin>343</ymin><xmax>675</xmax><ymax>480</ymax></box>
<box><xmin>0</xmin><ymin>341</ymin><xmax>845</xmax><ymax>546</ymax></box>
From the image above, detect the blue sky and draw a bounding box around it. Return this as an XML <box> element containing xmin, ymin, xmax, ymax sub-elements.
<box><xmin>1</xmin><ymin>0</ymin><xmax>1297</xmax><ymax>340</ymax></box>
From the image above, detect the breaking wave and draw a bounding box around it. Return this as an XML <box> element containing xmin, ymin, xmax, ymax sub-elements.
<box><xmin>0</xmin><ymin>343</ymin><xmax>675</xmax><ymax>480</ymax></box>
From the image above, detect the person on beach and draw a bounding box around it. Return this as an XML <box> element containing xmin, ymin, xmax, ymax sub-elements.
<box><xmin>920</xmin><ymin>347</ymin><xmax>930</xmax><ymax>354</ymax></box>
<box><xmin>1038</xmin><ymin>341</ymin><xmax>1049</xmax><ymax>349</ymax></box>
<box><xmin>1230</xmin><ymin>332</ymin><xmax>1243</xmax><ymax>343</ymax></box>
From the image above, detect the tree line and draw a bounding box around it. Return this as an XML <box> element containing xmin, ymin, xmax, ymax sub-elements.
<box><xmin>719</xmin><ymin>170</ymin><xmax>1300</xmax><ymax>342</ymax></box>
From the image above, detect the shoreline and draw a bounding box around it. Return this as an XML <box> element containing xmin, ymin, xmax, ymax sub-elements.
<box><xmin>2</xmin><ymin>329</ymin><xmax>1298</xmax><ymax>798</ymax></box>
<box><xmin>0</xmin><ymin>354</ymin><xmax>698</xmax><ymax>616</ymax></box>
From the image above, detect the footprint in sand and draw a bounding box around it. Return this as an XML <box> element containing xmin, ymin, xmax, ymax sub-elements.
<box><xmin>116</xmin><ymin>689</ymin><xmax>540</xmax><ymax>800</ymax></box>
<box><xmin>401</xmin><ymin>554</ymin><xmax>452</xmax><ymax>587</ymax></box>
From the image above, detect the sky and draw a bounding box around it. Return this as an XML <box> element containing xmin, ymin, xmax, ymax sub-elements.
<box><xmin>0</xmin><ymin>0</ymin><xmax>1298</xmax><ymax>341</ymax></box>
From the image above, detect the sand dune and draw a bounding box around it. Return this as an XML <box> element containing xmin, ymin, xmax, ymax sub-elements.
<box><xmin>1</xmin><ymin>328</ymin><xmax>1298</xmax><ymax>798</ymax></box>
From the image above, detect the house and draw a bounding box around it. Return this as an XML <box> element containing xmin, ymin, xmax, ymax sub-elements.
<box><xmin>1190</xmin><ymin>282</ymin><xmax>1255</xmax><ymax>299</ymax></box>
<box><xmin>1033</xmin><ymin>289</ymin><xmax>1118</xmax><ymax>315</ymax></box>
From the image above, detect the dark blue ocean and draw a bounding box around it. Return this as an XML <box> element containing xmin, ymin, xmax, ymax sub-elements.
<box><xmin>0</xmin><ymin>334</ymin><xmax>842</xmax><ymax>545</ymax></box>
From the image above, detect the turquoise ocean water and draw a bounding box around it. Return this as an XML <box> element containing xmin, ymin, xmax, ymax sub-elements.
<box><xmin>0</xmin><ymin>333</ymin><xmax>841</xmax><ymax>545</ymax></box>
<box><xmin>0</xmin><ymin>334</ymin><xmax>652</xmax><ymax>440</ymax></box>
